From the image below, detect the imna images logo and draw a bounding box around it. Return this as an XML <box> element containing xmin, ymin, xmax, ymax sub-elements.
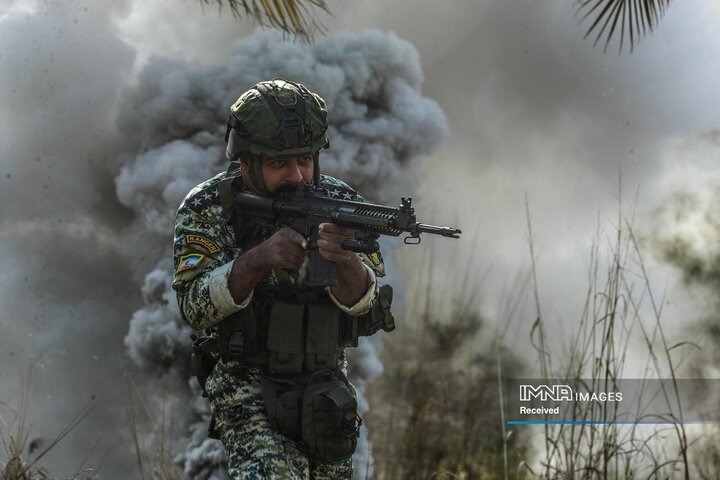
<box><xmin>519</xmin><ymin>384</ymin><xmax>573</xmax><ymax>402</ymax></box>
<box><xmin>518</xmin><ymin>384</ymin><xmax>623</xmax><ymax>402</ymax></box>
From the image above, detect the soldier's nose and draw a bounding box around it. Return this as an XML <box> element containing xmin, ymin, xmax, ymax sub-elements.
<box><xmin>287</xmin><ymin>162</ymin><xmax>303</xmax><ymax>183</ymax></box>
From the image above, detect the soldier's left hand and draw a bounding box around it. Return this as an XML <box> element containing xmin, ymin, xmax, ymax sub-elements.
<box><xmin>317</xmin><ymin>223</ymin><xmax>361</xmax><ymax>268</ymax></box>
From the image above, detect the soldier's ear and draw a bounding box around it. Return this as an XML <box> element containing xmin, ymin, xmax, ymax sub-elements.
<box><xmin>239</xmin><ymin>155</ymin><xmax>250</xmax><ymax>174</ymax></box>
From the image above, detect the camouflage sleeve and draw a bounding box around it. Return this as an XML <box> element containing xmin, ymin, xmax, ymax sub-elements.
<box><xmin>171</xmin><ymin>199</ymin><xmax>250</xmax><ymax>330</ymax></box>
<box><xmin>326</xmin><ymin>263</ymin><xmax>378</xmax><ymax>316</ymax></box>
<box><xmin>321</xmin><ymin>175</ymin><xmax>387</xmax><ymax>316</ymax></box>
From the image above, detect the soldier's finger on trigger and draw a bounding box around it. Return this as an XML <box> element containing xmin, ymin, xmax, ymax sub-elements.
<box><xmin>280</xmin><ymin>227</ymin><xmax>308</xmax><ymax>249</ymax></box>
<box><xmin>293</xmin><ymin>232</ymin><xmax>309</xmax><ymax>249</ymax></box>
<box><xmin>277</xmin><ymin>237</ymin><xmax>304</xmax><ymax>255</ymax></box>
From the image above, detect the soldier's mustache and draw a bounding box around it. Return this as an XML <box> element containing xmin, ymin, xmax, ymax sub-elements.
<box><xmin>271</xmin><ymin>182</ymin><xmax>310</xmax><ymax>197</ymax></box>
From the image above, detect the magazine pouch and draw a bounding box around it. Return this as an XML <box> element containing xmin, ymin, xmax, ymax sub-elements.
<box><xmin>301</xmin><ymin>369</ymin><xmax>361</xmax><ymax>462</ymax></box>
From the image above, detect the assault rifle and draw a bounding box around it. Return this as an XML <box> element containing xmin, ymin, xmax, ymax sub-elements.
<box><xmin>234</xmin><ymin>183</ymin><xmax>461</xmax><ymax>287</ymax></box>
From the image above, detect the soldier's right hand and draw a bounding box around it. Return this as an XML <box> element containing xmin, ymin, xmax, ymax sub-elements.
<box><xmin>260</xmin><ymin>227</ymin><xmax>308</xmax><ymax>270</ymax></box>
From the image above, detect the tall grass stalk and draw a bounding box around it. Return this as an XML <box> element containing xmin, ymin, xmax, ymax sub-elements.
<box><xmin>1</xmin><ymin>363</ymin><xmax>95</xmax><ymax>480</ymax></box>
<box><xmin>523</xmin><ymin>184</ymin><xmax>692</xmax><ymax>479</ymax></box>
<box><xmin>124</xmin><ymin>372</ymin><xmax>184</xmax><ymax>480</ymax></box>
<box><xmin>367</xmin><ymin>233</ymin><xmax>526</xmax><ymax>479</ymax></box>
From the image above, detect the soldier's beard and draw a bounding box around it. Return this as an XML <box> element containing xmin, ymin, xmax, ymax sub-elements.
<box><xmin>270</xmin><ymin>182</ymin><xmax>311</xmax><ymax>197</ymax></box>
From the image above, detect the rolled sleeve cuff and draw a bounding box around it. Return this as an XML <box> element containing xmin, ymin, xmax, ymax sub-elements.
<box><xmin>208</xmin><ymin>261</ymin><xmax>253</xmax><ymax>316</ymax></box>
<box><xmin>326</xmin><ymin>263</ymin><xmax>377</xmax><ymax>316</ymax></box>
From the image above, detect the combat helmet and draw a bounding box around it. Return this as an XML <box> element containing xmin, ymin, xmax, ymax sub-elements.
<box><xmin>225</xmin><ymin>78</ymin><xmax>329</xmax><ymax>195</ymax></box>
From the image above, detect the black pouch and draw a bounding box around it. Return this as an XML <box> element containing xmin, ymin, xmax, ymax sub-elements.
<box><xmin>267</xmin><ymin>301</ymin><xmax>305</xmax><ymax>374</ymax></box>
<box><xmin>357</xmin><ymin>284</ymin><xmax>395</xmax><ymax>336</ymax></box>
<box><xmin>190</xmin><ymin>334</ymin><xmax>222</xmax><ymax>440</ymax></box>
<box><xmin>218</xmin><ymin>306</ymin><xmax>258</xmax><ymax>362</ymax></box>
<box><xmin>301</xmin><ymin>369</ymin><xmax>361</xmax><ymax>462</ymax></box>
<box><xmin>208</xmin><ymin>413</ymin><xmax>220</xmax><ymax>440</ymax></box>
<box><xmin>190</xmin><ymin>334</ymin><xmax>218</xmax><ymax>398</ymax></box>
<box><xmin>261</xmin><ymin>375</ymin><xmax>306</xmax><ymax>441</ymax></box>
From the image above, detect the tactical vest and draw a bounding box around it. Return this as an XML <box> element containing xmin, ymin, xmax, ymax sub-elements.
<box><xmin>191</xmin><ymin>165</ymin><xmax>395</xmax><ymax>457</ymax></box>
<box><xmin>213</xmin><ymin>163</ymin><xmax>394</xmax><ymax>375</ymax></box>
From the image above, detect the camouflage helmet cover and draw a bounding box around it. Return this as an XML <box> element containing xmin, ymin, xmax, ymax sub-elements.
<box><xmin>226</xmin><ymin>79</ymin><xmax>329</xmax><ymax>158</ymax></box>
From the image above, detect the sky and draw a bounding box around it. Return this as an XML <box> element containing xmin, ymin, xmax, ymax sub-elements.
<box><xmin>1</xmin><ymin>0</ymin><xmax>719</xmax><ymax>478</ymax></box>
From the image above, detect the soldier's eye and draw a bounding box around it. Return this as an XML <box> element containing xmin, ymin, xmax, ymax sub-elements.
<box><xmin>269</xmin><ymin>159</ymin><xmax>286</xmax><ymax>168</ymax></box>
<box><xmin>298</xmin><ymin>156</ymin><xmax>313</xmax><ymax>166</ymax></box>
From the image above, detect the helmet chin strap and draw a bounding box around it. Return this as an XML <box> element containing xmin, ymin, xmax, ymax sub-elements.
<box><xmin>244</xmin><ymin>153</ymin><xmax>271</xmax><ymax>197</ymax></box>
<box><xmin>313</xmin><ymin>152</ymin><xmax>321</xmax><ymax>187</ymax></box>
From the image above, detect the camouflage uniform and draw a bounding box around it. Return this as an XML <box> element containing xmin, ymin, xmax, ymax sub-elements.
<box><xmin>172</xmin><ymin>171</ymin><xmax>385</xmax><ymax>480</ymax></box>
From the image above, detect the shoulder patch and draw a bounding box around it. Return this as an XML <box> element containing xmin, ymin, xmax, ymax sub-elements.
<box><xmin>321</xmin><ymin>178</ymin><xmax>358</xmax><ymax>201</ymax></box>
<box><xmin>327</xmin><ymin>186</ymin><xmax>357</xmax><ymax>201</ymax></box>
<box><xmin>186</xmin><ymin>234</ymin><xmax>220</xmax><ymax>254</ymax></box>
<box><xmin>185</xmin><ymin>187</ymin><xmax>220</xmax><ymax>213</ymax></box>
<box><xmin>176</xmin><ymin>253</ymin><xmax>205</xmax><ymax>273</ymax></box>
<box><xmin>362</xmin><ymin>251</ymin><xmax>386</xmax><ymax>277</ymax></box>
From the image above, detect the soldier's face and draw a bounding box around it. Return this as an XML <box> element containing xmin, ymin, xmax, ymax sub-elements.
<box><xmin>240</xmin><ymin>154</ymin><xmax>314</xmax><ymax>194</ymax></box>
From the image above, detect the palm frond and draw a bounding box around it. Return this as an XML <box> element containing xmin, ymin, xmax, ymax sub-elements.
<box><xmin>197</xmin><ymin>0</ymin><xmax>330</xmax><ymax>42</ymax></box>
<box><xmin>577</xmin><ymin>0</ymin><xmax>672</xmax><ymax>54</ymax></box>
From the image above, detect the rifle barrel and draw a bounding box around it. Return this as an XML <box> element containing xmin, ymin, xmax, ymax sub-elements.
<box><xmin>416</xmin><ymin>223</ymin><xmax>462</xmax><ymax>238</ymax></box>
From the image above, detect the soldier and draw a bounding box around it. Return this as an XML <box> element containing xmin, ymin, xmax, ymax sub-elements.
<box><xmin>172</xmin><ymin>79</ymin><xmax>393</xmax><ymax>479</ymax></box>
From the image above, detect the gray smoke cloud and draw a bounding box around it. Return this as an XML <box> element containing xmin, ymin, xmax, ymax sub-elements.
<box><xmin>0</xmin><ymin>0</ymin><xmax>446</xmax><ymax>475</ymax></box>
<box><xmin>319</xmin><ymin>0</ymin><xmax>720</xmax><ymax>362</ymax></box>
<box><xmin>646</xmin><ymin>132</ymin><xmax>720</xmax><ymax>365</ymax></box>
<box><xmin>6</xmin><ymin>0</ymin><xmax>720</xmax><ymax>477</ymax></box>
<box><xmin>0</xmin><ymin>0</ymin><xmax>139</xmax><ymax>476</ymax></box>
<box><xmin>115</xmin><ymin>29</ymin><xmax>446</xmax><ymax>478</ymax></box>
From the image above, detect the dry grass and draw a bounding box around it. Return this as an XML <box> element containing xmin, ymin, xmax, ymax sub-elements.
<box><xmin>5</xmin><ymin>185</ymin><xmax>720</xmax><ymax>479</ymax></box>
<box><xmin>0</xmin><ymin>364</ymin><xmax>95</xmax><ymax>480</ymax></box>
<box><xmin>0</xmin><ymin>367</ymin><xmax>184</xmax><ymax>480</ymax></box>
<box><xmin>365</xmin><ymin>184</ymin><xmax>714</xmax><ymax>480</ymax></box>
<box><xmin>366</xmin><ymin>303</ymin><xmax>526</xmax><ymax>480</ymax></box>
<box><xmin>124</xmin><ymin>372</ymin><xmax>185</xmax><ymax>480</ymax></box>
<box><xmin>518</xmin><ymin>189</ymin><xmax>694</xmax><ymax>479</ymax></box>
<box><xmin>366</xmin><ymin>229</ymin><xmax>528</xmax><ymax>479</ymax></box>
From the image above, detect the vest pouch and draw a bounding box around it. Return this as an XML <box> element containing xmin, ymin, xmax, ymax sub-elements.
<box><xmin>358</xmin><ymin>284</ymin><xmax>395</xmax><ymax>336</ymax></box>
<box><xmin>305</xmin><ymin>303</ymin><xmax>341</xmax><ymax>371</ymax></box>
<box><xmin>261</xmin><ymin>375</ymin><xmax>305</xmax><ymax>441</ymax></box>
<box><xmin>302</xmin><ymin>369</ymin><xmax>360</xmax><ymax>462</ymax></box>
<box><xmin>267</xmin><ymin>301</ymin><xmax>305</xmax><ymax>374</ymax></box>
<box><xmin>338</xmin><ymin>313</ymin><xmax>359</xmax><ymax>348</ymax></box>
<box><xmin>218</xmin><ymin>305</ymin><xmax>259</xmax><ymax>362</ymax></box>
<box><xmin>189</xmin><ymin>334</ymin><xmax>218</xmax><ymax>398</ymax></box>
